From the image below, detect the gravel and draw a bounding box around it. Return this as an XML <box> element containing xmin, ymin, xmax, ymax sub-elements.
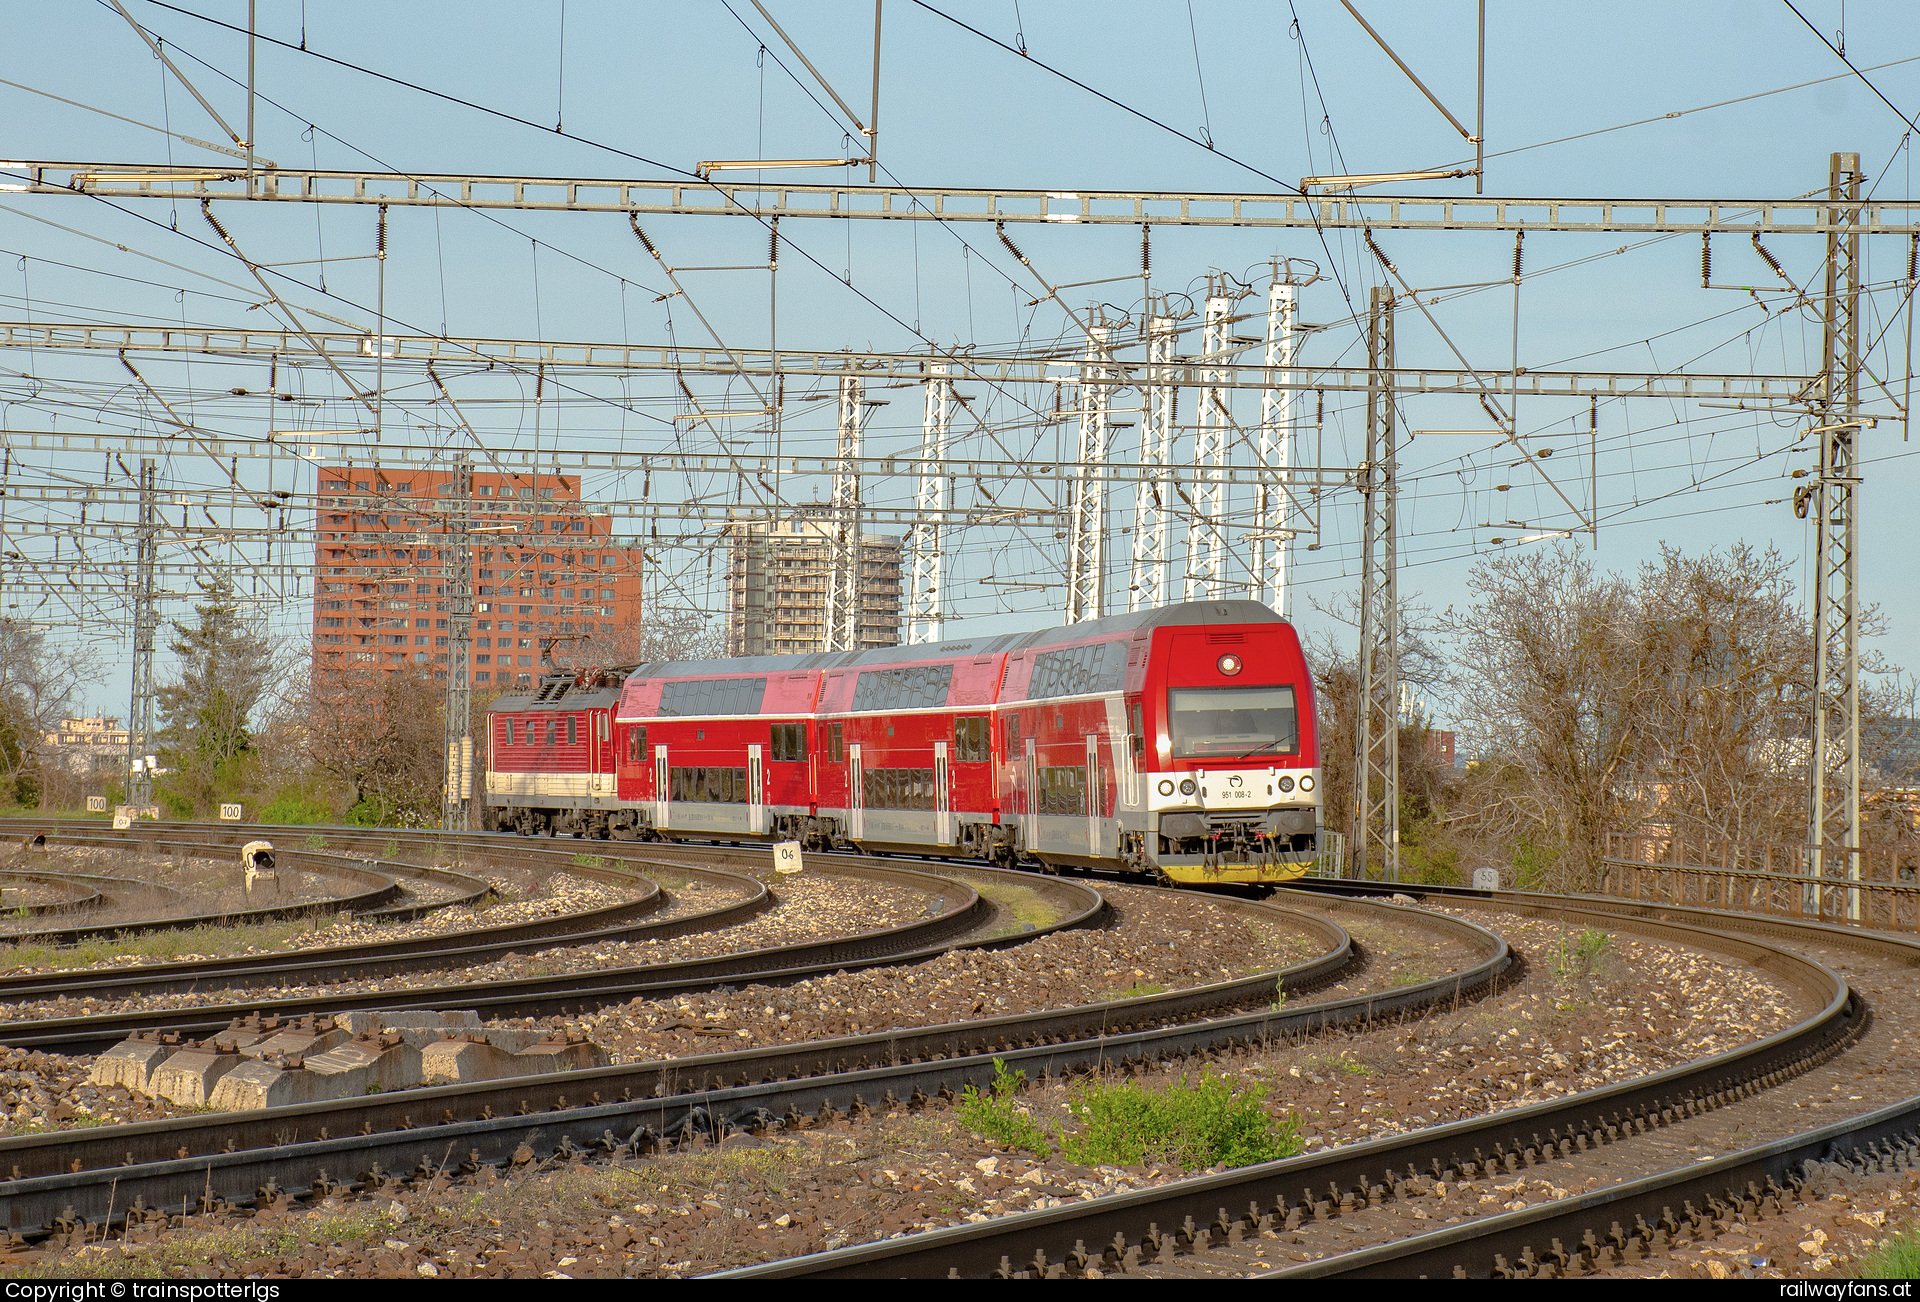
<box><xmin>574</xmin><ymin>885</ymin><xmax>1325</xmax><ymax>1062</ymax></box>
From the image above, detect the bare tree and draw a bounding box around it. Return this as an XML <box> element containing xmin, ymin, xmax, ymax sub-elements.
<box><xmin>566</xmin><ymin>605</ymin><xmax>725</xmax><ymax>671</ymax></box>
<box><xmin>306</xmin><ymin>663</ymin><xmax>447</xmax><ymax>825</ymax></box>
<box><xmin>1630</xmin><ymin>544</ymin><xmax>1811</xmax><ymax>848</ymax></box>
<box><xmin>0</xmin><ymin>621</ymin><xmax>100</xmax><ymax>807</ymax></box>
<box><xmin>1446</xmin><ymin>545</ymin><xmax>1646</xmax><ymax>890</ymax></box>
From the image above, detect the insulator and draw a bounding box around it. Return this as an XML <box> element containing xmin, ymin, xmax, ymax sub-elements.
<box><xmin>769</xmin><ymin>219</ymin><xmax>779</xmax><ymax>269</ymax></box>
<box><xmin>1364</xmin><ymin>227</ymin><xmax>1396</xmax><ymax>275</ymax></box>
<box><xmin>1700</xmin><ymin>233</ymin><xmax>1711</xmax><ymax>286</ymax></box>
<box><xmin>376</xmin><ymin>206</ymin><xmax>388</xmax><ymax>257</ymax></box>
<box><xmin>996</xmin><ymin>220</ymin><xmax>1029</xmax><ymax>266</ymax></box>
<box><xmin>1751</xmin><ymin>233</ymin><xmax>1789</xmax><ymax>283</ymax></box>
<box><xmin>1589</xmin><ymin>396</ymin><xmax>1598</xmax><ymax>431</ymax></box>
<box><xmin>199</xmin><ymin>199</ymin><xmax>232</xmax><ymax>246</ymax></box>
<box><xmin>1910</xmin><ymin>232</ymin><xmax>1918</xmax><ymax>283</ymax></box>
<box><xmin>1512</xmin><ymin>230</ymin><xmax>1525</xmax><ymax>281</ymax></box>
<box><xmin>1141</xmin><ymin>225</ymin><xmax>1151</xmax><ymax>275</ymax></box>
<box><xmin>629</xmin><ymin>213</ymin><xmax>660</xmax><ymax>258</ymax></box>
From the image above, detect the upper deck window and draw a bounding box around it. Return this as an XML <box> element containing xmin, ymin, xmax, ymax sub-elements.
<box><xmin>657</xmin><ymin>677</ymin><xmax>769</xmax><ymax>717</ymax></box>
<box><xmin>852</xmin><ymin>665</ymin><xmax>953</xmax><ymax>712</ymax></box>
<box><xmin>1169</xmin><ymin>685</ymin><xmax>1298</xmax><ymax>759</ymax></box>
<box><xmin>1027</xmin><ymin>641</ymin><xmax>1127</xmax><ymax>699</ymax></box>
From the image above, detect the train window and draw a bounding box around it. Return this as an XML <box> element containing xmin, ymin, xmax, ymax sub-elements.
<box><xmin>1006</xmin><ymin>715</ymin><xmax>1020</xmax><ymax>750</ymax></box>
<box><xmin>955</xmin><ymin>716</ymin><xmax>989</xmax><ymax>762</ymax></box>
<box><xmin>669</xmin><ymin>766</ymin><xmax>747</xmax><ymax>803</ymax></box>
<box><xmin>629</xmin><ymin>726</ymin><xmax>647</xmax><ymax>762</ymax></box>
<box><xmin>865</xmin><ymin>767</ymin><xmax>936</xmax><ymax>810</ymax></box>
<box><xmin>597</xmin><ymin>714</ymin><xmax>609</xmax><ymax>741</ymax></box>
<box><xmin>1037</xmin><ymin>766</ymin><xmax>1088</xmax><ymax>816</ymax></box>
<box><xmin>829</xmin><ymin>722</ymin><xmax>844</xmax><ymax>762</ymax></box>
<box><xmin>657</xmin><ymin>676</ymin><xmax>769</xmax><ymax>717</ymax></box>
<box><xmin>1026</xmin><ymin>641</ymin><xmax>1128</xmax><ymax>700</ymax></box>
<box><xmin>506</xmin><ymin>719</ymin><xmax>517</xmax><ymax>746</ymax></box>
<box><xmin>546</xmin><ymin>720</ymin><xmax>557</xmax><ymax>746</ymax></box>
<box><xmin>1130</xmin><ymin>702</ymin><xmax>1146</xmax><ymax>762</ymax></box>
<box><xmin>851</xmin><ymin>664</ymin><xmax>954</xmax><ymax>712</ymax></box>
<box><xmin>567</xmin><ymin>717</ymin><xmax>577</xmax><ymax>746</ymax></box>
<box><xmin>771</xmin><ymin>722</ymin><xmax>808</xmax><ymax>762</ymax></box>
<box><xmin>1168</xmin><ymin>685</ymin><xmax>1298</xmax><ymax>759</ymax></box>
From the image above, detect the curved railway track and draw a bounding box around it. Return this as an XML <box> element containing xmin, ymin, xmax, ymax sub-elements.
<box><xmin>0</xmin><ymin>850</ymin><xmax>1504</xmax><ymax>1241</ymax></box>
<box><xmin>11</xmin><ymin>824</ymin><xmax>1885</xmax><ymax>1281</ymax></box>
<box><xmin>720</xmin><ymin>884</ymin><xmax>1901</xmax><ymax>1279</ymax></box>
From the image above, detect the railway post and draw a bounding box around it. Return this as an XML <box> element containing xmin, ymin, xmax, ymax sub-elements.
<box><xmin>1806</xmin><ymin>151</ymin><xmax>1865</xmax><ymax>921</ymax></box>
<box><xmin>1351</xmin><ymin>287</ymin><xmax>1400</xmax><ymax>883</ymax></box>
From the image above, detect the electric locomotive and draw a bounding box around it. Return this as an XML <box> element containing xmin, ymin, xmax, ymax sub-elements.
<box><xmin>483</xmin><ymin>599</ymin><xmax>1320</xmax><ymax>885</ymax></box>
<box><xmin>481</xmin><ymin>666</ymin><xmax>626</xmax><ymax>836</ymax></box>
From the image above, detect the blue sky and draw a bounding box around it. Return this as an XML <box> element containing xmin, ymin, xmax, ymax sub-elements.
<box><xmin>2</xmin><ymin>1</ymin><xmax>1917</xmax><ymax>722</ymax></box>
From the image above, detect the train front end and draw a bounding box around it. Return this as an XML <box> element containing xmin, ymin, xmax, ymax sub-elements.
<box><xmin>1140</xmin><ymin>608</ymin><xmax>1320</xmax><ymax>884</ymax></box>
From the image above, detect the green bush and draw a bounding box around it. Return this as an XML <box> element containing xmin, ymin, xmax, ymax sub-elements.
<box><xmin>258</xmin><ymin>791</ymin><xmax>333</xmax><ymax>825</ymax></box>
<box><xmin>1058</xmin><ymin>1071</ymin><xmax>1301</xmax><ymax>1170</ymax></box>
<box><xmin>953</xmin><ymin>1060</ymin><xmax>1303</xmax><ymax>1172</ymax></box>
<box><xmin>1549</xmin><ymin>928</ymin><xmax>1612</xmax><ymax>981</ymax></box>
<box><xmin>955</xmin><ymin>1059</ymin><xmax>1053</xmax><ymax>1158</ymax></box>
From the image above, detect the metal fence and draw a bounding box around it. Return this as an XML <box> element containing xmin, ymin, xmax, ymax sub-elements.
<box><xmin>1602</xmin><ymin>832</ymin><xmax>1920</xmax><ymax>933</ymax></box>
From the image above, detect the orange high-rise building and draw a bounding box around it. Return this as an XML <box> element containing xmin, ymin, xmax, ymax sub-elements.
<box><xmin>311</xmin><ymin>467</ymin><xmax>644</xmax><ymax>687</ymax></box>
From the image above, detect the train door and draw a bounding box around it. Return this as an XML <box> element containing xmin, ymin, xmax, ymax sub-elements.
<box><xmin>1023</xmin><ymin>737</ymin><xmax>1039</xmax><ymax>854</ymax></box>
<box><xmin>848</xmin><ymin>743</ymin><xmax>864</xmax><ymax>841</ymax></box>
<box><xmin>654</xmin><ymin>743</ymin><xmax>670</xmax><ymax>830</ymax></box>
<box><xmin>1087</xmin><ymin>733</ymin><xmax>1102</xmax><ymax>855</ymax></box>
<box><xmin>747</xmin><ymin>744</ymin><xmax>765</xmax><ymax>835</ymax></box>
<box><xmin>934</xmin><ymin>740</ymin><xmax>951</xmax><ymax>845</ymax></box>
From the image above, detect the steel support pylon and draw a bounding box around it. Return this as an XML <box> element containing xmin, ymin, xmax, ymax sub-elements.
<box><xmin>824</xmin><ymin>375</ymin><xmax>863</xmax><ymax>651</ymax></box>
<box><xmin>441</xmin><ymin>455</ymin><xmax>474</xmax><ymax>830</ymax></box>
<box><xmin>1808</xmin><ymin>151</ymin><xmax>1865</xmax><ymax>919</ymax></box>
<box><xmin>1185</xmin><ymin>292</ymin><xmax>1232</xmax><ymax>600</ymax></box>
<box><xmin>1255</xmin><ymin>276</ymin><xmax>1298</xmax><ymax>615</ymax></box>
<box><xmin>1351</xmin><ymin>287</ymin><xmax>1400</xmax><ymax>882</ymax></box>
<box><xmin>1130</xmin><ymin>313</ymin><xmax>1177</xmax><ymax>612</ymax></box>
<box><xmin>125</xmin><ymin>457</ymin><xmax>158</xmax><ymax>809</ymax></box>
<box><xmin>1066</xmin><ymin>325</ymin><xmax>1113</xmax><ymax>623</ymax></box>
<box><xmin>907</xmin><ymin>363</ymin><xmax>952</xmax><ymax>643</ymax></box>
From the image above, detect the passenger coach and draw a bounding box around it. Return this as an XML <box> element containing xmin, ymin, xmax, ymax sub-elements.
<box><xmin>490</xmin><ymin>599</ymin><xmax>1317</xmax><ymax>885</ymax></box>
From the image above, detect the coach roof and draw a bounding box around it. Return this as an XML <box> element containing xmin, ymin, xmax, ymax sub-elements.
<box><xmin>623</xmin><ymin>600</ymin><xmax>1285</xmax><ymax>682</ymax></box>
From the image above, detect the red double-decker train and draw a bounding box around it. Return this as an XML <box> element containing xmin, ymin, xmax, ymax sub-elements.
<box><xmin>481</xmin><ymin>599</ymin><xmax>1320</xmax><ymax>885</ymax></box>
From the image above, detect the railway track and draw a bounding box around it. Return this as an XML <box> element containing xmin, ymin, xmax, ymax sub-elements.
<box><xmin>0</xmin><ymin>856</ymin><xmax>1504</xmax><ymax>1241</ymax></box>
<box><xmin>716</xmin><ymin>884</ymin><xmax>1901</xmax><ymax>1279</ymax></box>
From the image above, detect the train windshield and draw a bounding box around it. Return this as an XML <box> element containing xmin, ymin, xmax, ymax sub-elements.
<box><xmin>1168</xmin><ymin>685</ymin><xmax>1298</xmax><ymax>759</ymax></box>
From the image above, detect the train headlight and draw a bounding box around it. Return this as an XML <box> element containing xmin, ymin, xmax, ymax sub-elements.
<box><xmin>1217</xmin><ymin>653</ymin><xmax>1243</xmax><ymax>676</ymax></box>
<box><xmin>1277</xmin><ymin>775</ymin><xmax>1295</xmax><ymax>792</ymax></box>
<box><xmin>1157</xmin><ymin>779</ymin><xmax>1176</xmax><ymax>797</ymax></box>
<box><xmin>1299</xmin><ymin>774</ymin><xmax>1316</xmax><ymax>792</ymax></box>
<box><xmin>1178</xmin><ymin>778</ymin><xmax>1197</xmax><ymax>796</ymax></box>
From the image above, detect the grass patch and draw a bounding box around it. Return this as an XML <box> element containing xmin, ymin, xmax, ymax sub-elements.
<box><xmin>1861</xmin><ymin>1227</ymin><xmax>1920</xmax><ymax>1278</ymax></box>
<box><xmin>0</xmin><ymin>915</ymin><xmax>332</xmax><ymax>971</ymax></box>
<box><xmin>968</xmin><ymin>879</ymin><xmax>1059</xmax><ymax>929</ymax></box>
<box><xmin>1307</xmin><ymin>1054</ymin><xmax>1376</xmax><ymax>1077</ymax></box>
<box><xmin>955</xmin><ymin>1059</ymin><xmax>1302</xmax><ymax>1172</ymax></box>
<box><xmin>1549</xmin><ymin>928</ymin><xmax>1612</xmax><ymax>981</ymax></box>
<box><xmin>1111</xmin><ymin>982</ymin><xmax>1169</xmax><ymax>999</ymax></box>
<box><xmin>572</xmin><ymin>852</ymin><xmax>609</xmax><ymax>869</ymax></box>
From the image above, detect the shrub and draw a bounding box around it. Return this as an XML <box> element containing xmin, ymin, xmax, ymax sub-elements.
<box><xmin>954</xmin><ymin>1060</ymin><xmax>1303</xmax><ymax>1172</ymax></box>
<box><xmin>1058</xmin><ymin>1071</ymin><xmax>1301</xmax><ymax>1171</ymax></box>
<box><xmin>259</xmin><ymin>791</ymin><xmax>332</xmax><ymax>825</ymax></box>
<box><xmin>1550</xmin><ymin>928</ymin><xmax>1612</xmax><ymax>981</ymax></box>
<box><xmin>955</xmin><ymin>1059</ymin><xmax>1052</xmax><ymax>1158</ymax></box>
